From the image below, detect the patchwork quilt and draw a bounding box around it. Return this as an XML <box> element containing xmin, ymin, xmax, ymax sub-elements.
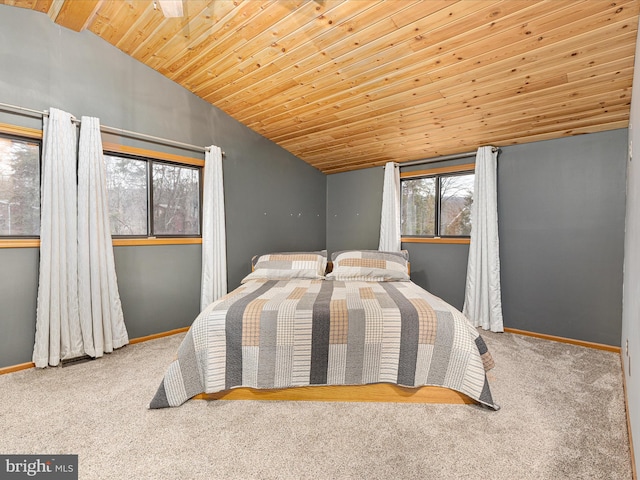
<box><xmin>149</xmin><ymin>279</ymin><xmax>498</xmax><ymax>409</ymax></box>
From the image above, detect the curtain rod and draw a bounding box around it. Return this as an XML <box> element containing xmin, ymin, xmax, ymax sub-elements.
<box><xmin>398</xmin><ymin>147</ymin><xmax>500</xmax><ymax>168</ymax></box>
<box><xmin>0</xmin><ymin>101</ymin><xmax>223</xmax><ymax>155</ymax></box>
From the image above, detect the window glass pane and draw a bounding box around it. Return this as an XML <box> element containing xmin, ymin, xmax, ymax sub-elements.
<box><xmin>152</xmin><ymin>163</ymin><xmax>200</xmax><ymax>235</ymax></box>
<box><xmin>439</xmin><ymin>173</ymin><xmax>474</xmax><ymax>236</ymax></box>
<box><xmin>401</xmin><ymin>177</ymin><xmax>436</xmax><ymax>236</ymax></box>
<box><xmin>0</xmin><ymin>136</ymin><xmax>40</xmax><ymax>236</ymax></box>
<box><xmin>104</xmin><ymin>155</ymin><xmax>148</xmax><ymax>236</ymax></box>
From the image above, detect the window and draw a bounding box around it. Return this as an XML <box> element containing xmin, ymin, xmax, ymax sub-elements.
<box><xmin>152</xmin><ymin>162</ymin><xmax>200</xmax><ymax>236</ymax></box>
<box><xmin>401</xmin><ymin>167</ymin><xmax>474</xmax><ymax>238</ymax></box>
<box><xmin>0</xmin><ymin>134</ymin><xmax>40</xmax><ymax>237</ymax></box>
<box><xmin>105</xmin><ymin>155</ymin><xmax>147</xmax><ymax>236</ymax></box>
<box><xmin>104</xmin><ymin>154</ymin><xmax>201</xmax><ymax>237</ymax></box>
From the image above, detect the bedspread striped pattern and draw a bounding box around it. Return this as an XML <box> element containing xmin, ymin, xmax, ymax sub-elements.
<box><xmin>150</xmin><ymin>279</ymin><xmax>497</xmax><ymax>409</ymax></box>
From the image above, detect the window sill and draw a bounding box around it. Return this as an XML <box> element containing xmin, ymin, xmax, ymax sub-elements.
<box><xmin>0</xmin><ymin>238</ymin><xmax>203</xmax><ymax>248</ymax></box>
<box><xmin>112</xmin><ymin>237</ymin><xmax>202</xmax><ymax>246</ymax></box>
<box><xmin>0</xmin><ymin>239</ymin><xmax>40</xmax><ymax>248</ymax></box>
<box><xmin>402</xmin><ymin>237</ymin><xmax>470</xmax><ymax>245</ymax></box>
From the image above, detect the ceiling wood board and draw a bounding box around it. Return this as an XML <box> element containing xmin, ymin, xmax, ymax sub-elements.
<box><xmin>53</xmin><ymin>0</ymin><xmax>102</xmax><ymax>31</ymax></box>
<box><xmin>254</xmin><ymin>4</ymin><xmax>635</xmax><ymax>135</ymax></box>
<box><xmin>1</xmin><ymin>0</ymin><xmax>637</xmax><ymax>173</ymax></box>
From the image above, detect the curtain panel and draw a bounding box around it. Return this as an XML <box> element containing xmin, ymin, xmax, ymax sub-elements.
<box><xmin>463</xmin><ymin>146</ymin><xmax>504</xmax><ymax>332</ymax></box>
<box><xmin>379</xmin><ymin>161</ymin><xmax>401</xmax><ymax>252</ymax></box>
<box><xmin>200</xmin><ymin>145</ymin><xmax>227</xmax><ymax>310</ymax></box>
<box><xmin>33</xmin><ymin>108</ymin><xmax>82</xmax><ymax>368</ymax></box>
<box><xmin>77</xmin><ymin>116</ymin><xmax>129</xmax><ymax>358</ymax></box>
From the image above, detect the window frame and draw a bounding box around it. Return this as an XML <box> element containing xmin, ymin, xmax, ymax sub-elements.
<box><xmin>103</xmin><ymin>148</ymin><xmax>204</xmax><ymax>240</ymax></box>
<box><xmin>0</xmin><ymin>127</ymin><xmax>42</xmax><ymax>242</ymax></box>
<box><xmin>400</xmin><ymin>163</ymin><xmax>475</xmax><ymax>245</ymax></box>
<box><xmin>103</xmin><ymin>152</ymin><xmax>149</xmax><ymax>238</ymax></box>
<box><xmin>0</xmin><ymin>123</ymin><xmax>205</xmax><ymax>249</ymax></box>
<box><xmin>151</xmin><ymin>159</ymin><xmax>203</xmax><ymax>238</ymax></box>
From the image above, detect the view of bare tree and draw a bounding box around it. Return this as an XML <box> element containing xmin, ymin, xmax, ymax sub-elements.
<box><xmin>401</xmin><ymin>177</ymin><xmax>436</xmax><ymax>236</ymax></box>
<box><xmin>401</xmin><ymin>173</ymin><xmax>474</xmax><ymax>237</ymax></box>
<box><xmin>104</xmin><ymin>155</ymin><xmax>148</xmax><ymax>236</ymax></box>
<box><xmin>440</xmin><ymin>173</ymin><xmax>474</xmax><ymax>236</ymax></box>
<box><xmin>104</xmin><ymin>155</ymin><xmax>200</xmax><ymax>237</ymax></box>
<box><xmin>0</xmin><ymin>137</ymin><xmax>40</xmax><ymax>236</ymax></box>
<box><xmin>152</xmin><ymin>163</ymin><xmax>200</xmax><ymax>235</ymax></box>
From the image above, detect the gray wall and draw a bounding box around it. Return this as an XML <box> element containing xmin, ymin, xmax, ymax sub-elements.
<box><xmin>113</xmin><ymin>246</ymin><xmax>202</xmax><ymax>339</ymax></box>
<box><xmin>403</xmin><ymin>243</ymin><xmax>470</xmax><ymax>310</ymax></box>
<box><xmin>327</xmin><ymin>129</ymin><xmax>628</xmax><ymax>346</ymax></box>
<box><xmin>326</xmin><ymin>167</ymin><xmax>384</xmax><ymax>254</ymax></box>
<box><xmin>223</xmin><ymin>132</ymin><xmax>326</xmax><ymax>287</ymax></box>
<box><xmin>0</xmin><ymin>6</ymin><xmax>326</xmax><ymax>368</ymax></box>
<box><xmin>499</xmin><ymin>130</ymin><xmax>627</xmax><ymax>346</ymax></box>
<box><xmin>0</xmin><ymin>248</ymin><xmax>39</xmax><ymax>367</ymax></box>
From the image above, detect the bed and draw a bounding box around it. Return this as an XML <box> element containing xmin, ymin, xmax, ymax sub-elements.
<box><xmin>149</xmin><ymin>250</ymin><xmax>498</xmax><ymax>410</ymax></box>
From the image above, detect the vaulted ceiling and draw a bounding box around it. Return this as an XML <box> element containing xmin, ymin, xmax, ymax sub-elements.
<box><xmin>2</xmin><ymin>0</ymin><xmax>638</xmax><ymax>173</ymax></box>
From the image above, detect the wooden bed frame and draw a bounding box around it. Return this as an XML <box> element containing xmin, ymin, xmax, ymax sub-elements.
<box><xmin>193</xmin><ymin>383</ymin><xmax>474</xmax><ymax>405</ymax></box>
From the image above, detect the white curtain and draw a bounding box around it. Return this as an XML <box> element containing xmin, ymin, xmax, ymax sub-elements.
<box><xmin>379</xmin><ymin>161</ymin><xmax>401</xmax><ymax>252</ymax></box>
<box><xmin>33</xmin><ymin>108</ymin><xmax>83</xmax><ymax>368</ymax></box>
<box><xmin>463</xmin><ymin>146</ymin><xmax>504</xmax><ymax>332</ymax></box>
<box><xmin>77</xmin><ymin>116</ymin><xmax>129</xmax><ymax>358</ymax></box>
<box><xmin>200</xmin><ymin>145</ymin><xmax>227</xmax><ymax>310</ymax></box>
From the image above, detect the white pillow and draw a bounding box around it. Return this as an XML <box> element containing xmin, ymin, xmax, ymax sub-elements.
<box><xmin>326</xmin><ymin>250</ymin><xmax>409</xmax><ymax>282</ymax></box>
<box><xmin>241</xmin><ymin>250</ymin><xmax>327</xmax><ymax>283</ymax></box>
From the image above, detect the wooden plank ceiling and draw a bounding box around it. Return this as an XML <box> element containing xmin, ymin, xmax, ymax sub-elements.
<box><xmin>2</xmin><ymin>0</ymin><xmax>638</xmax><ymax>173</ymax></box>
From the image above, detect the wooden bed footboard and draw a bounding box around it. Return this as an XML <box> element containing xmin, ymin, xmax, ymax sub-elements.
<box><xmin>193</xmin><ymin>383</ymin><xmax>474</xmax><ymax>404</ymax></box>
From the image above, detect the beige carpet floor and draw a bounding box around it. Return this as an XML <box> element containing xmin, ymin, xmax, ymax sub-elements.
<box><xmin>0</xmin><ymin>330</ymin><xmax>632</xmax><ymax>479</ymax></box>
